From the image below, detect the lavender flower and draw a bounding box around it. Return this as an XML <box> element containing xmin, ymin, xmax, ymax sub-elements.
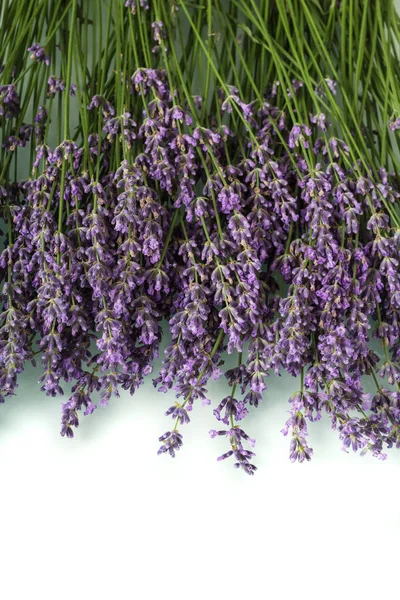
<box><xmin>28</xmin><ymin>43</ymin><xmax>50</xmax><ymax>66</ymax></box>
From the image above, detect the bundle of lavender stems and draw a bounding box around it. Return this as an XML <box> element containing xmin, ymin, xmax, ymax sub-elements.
<box><xmin>1</xmin><ymin>0</ymin><xmax>400</xmax><ymax>474</ymax></box>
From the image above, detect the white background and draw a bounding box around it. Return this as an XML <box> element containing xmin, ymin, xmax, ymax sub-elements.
<box><xmin>1</xmin><ymin>354</ymin><xmax>399</xmax><ymax>600</ymax></box>
<box><xmin>2</xmin><ymin>2</ymin><xmax>400</xmax><ymax>598</ymax></box>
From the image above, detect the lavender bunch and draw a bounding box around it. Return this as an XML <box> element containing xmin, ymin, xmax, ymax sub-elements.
<box><xmin>154</xmin><ymin>0</ymin><xmax>400</xmax><ymax>470</ymax></box>
<box><xmin>0</xmin><ymin>0</ymin><xmax>399</xmax><ymax>475</ymax></box>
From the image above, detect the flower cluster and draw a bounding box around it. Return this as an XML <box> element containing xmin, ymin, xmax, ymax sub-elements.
<box><xmin>0</xmin><ymin>0</ymin><xmax>399</xmax><ymax>474</ymax></box>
